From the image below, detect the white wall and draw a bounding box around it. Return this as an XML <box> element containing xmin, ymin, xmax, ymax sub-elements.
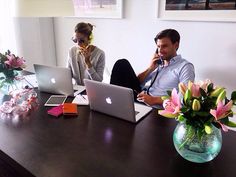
<box><xmin>10</xmin><ymin>0</ymin><xmax>235</xmax><ymax>94</ymax></box>
<box><xmin>53</xmin><ymin>0</ymin><xmax>236</xmax><ymax>95</ymax></box>
<box><xmin>13</xmin><ymin>17</ymin><xmax>57</xmax><ymax>71</ymax></box>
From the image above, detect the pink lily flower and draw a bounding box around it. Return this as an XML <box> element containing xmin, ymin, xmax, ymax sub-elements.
<box><xmin>197</xmin><ymin>79</ymin><xmax>212</xmax><ymax>92</ymax></box>
<box><xmin>5</xmin><ymin>55</ymin><xmax>25</xmax><ymax>69</ymax></box>
<box><xmin>210</xmin><ymin>100</ymin><xmax>233</xmax><ymax>132</ymax></box>
<box><xmin>188</xmin><ymin>81</ymin><xmax>201</xmax><ymax>98</ymax></box>
<box><xmin>159</xmin><ymin>88</ymin><xmax>181</xmax><ymax>118</ymax></box>
<box><xmin>218</xmin><ymin>122</ymin><xmax>229</xmax><ymax>132</ymax></box>
<box><xmin>210</xmin><ymin>100</ymin><xmax>233</xmax><ymax>121</ymax></box>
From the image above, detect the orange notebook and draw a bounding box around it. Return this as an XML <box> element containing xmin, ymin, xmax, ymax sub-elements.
<box><xmin>62</xmin><ymin>103</ymin><xmax>78</xmax><ymax>116</ymax></box>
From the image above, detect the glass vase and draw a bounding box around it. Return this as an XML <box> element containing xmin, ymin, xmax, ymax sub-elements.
<box><xmin>0</xmin><ymin>80</ymin><xmax>20</xmax><ymax>95</ymax></box>
<box><xmin>0</xmin><ymin>71</ymin><xmax>23</xmax><ymax>95</ymax></box>
<box><xmin>173</xmin><ymin>122</ymin><xmax>222</xmax><ymax>163</ymax></box>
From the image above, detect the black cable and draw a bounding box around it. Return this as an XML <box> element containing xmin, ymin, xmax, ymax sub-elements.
<box><xmin>146</xmin><ymin>68</ymin><xmax>159</xmax><ymax>95</ymax></box>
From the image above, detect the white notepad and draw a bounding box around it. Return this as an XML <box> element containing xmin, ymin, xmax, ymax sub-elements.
<box><xmin>72</xmin><ymin>94</ymin><xmax>89</xmax><ymax>105</ymax></box>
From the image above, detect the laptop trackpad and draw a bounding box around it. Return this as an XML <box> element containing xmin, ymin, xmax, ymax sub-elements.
<box><xmin>134</xmin><ymin>103</ymin><xmax>152</xmax><ymax>121</ymax></box>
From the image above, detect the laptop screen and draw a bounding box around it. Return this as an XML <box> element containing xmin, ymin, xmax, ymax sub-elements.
<box><xmin>34</xmin><ymin>64</ymin><xmax>74</xmax><ymax>96</ymax></box>
<box><xmin>84</xmin><ymin>79</ymin><xmax>152</xmax><ymax>123</ymax></box>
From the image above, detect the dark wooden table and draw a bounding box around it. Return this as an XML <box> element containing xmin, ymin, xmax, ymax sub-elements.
<box><xmin>0</xmin><ymin>91</ymin><xmax>236</xmax><ymax>177</ymax></box>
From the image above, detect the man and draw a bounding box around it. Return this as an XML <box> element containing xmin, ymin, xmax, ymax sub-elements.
<box><xmin>110</xmin><ymin>29</ymin><xmax>195</xmax><ymax>107</ymax></box>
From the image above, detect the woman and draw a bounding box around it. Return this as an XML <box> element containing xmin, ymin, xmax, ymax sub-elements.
<box><xmin>67</xmin><ymin>22</ymin><xmax>105</xmax><ymax>85</ymax></box>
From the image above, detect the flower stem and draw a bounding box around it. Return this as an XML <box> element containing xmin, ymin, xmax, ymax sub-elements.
<box><xmin>179</xmin><ymin>126</ymin><xmax>196</xmax><ymax>150</ymax></box>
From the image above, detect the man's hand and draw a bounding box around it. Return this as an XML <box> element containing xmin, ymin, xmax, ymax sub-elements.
<box><xmin>137</xmin><ymin>91</ymin><xmax>163</xmax><ymax>106</ymax></box>
<box><xmin>149</xmin><ymin>53</ymin><xmax>162</xmax><ymax>71</ymax></box>
<box><xmin>137</xmin><ymin>91</ymin><xmax>154</xmax><ymax>106</ymax></box>
<box><xmin>137</xmin><ymin>52</ymin><xmax>161</xmax><ymax>83</ymax></box>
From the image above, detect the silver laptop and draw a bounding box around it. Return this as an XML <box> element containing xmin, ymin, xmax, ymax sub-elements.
<box><xmin>34</xmin><ymin>64</ymin><xmax>74</xmax><ymax>96</ymax></box>
<box><xmin>84</xmin><ymin>79</ymin><xmax>152</xmax><ymax>123</ymax></box>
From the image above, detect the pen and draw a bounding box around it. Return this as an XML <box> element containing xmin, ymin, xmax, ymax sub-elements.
<box><xmin>74</xmin><ymin>90</ymin><xmax>80</xmax><ymax>97</ymax></box>
<box><xmin>80</xmin><ymin>94</ymin><xmax>87</xmax><ymax>100</ymax></box>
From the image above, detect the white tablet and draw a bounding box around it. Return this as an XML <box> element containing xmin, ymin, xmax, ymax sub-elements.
<box><xmin>44</xmin><ymin>95</ymin><xmax>67</xmax><ymax>106</ymax></box>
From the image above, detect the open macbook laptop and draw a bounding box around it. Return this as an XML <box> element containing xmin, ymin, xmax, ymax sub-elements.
<box><xmin>34</xmin><ymin>64</ymin><xmax>76</xmax><ymax>96</ymax></box>
<box><xmin>84</xmin><ymin>79</ymin><xmax>152</xmax><ymax>123</ymax></box>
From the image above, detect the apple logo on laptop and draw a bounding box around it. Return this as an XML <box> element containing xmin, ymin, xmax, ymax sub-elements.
<box><xmin>106</xmin><ymin>97</ymin><xmax>112</xmax><ymax>104</ymax></box>
<box><xmin>51</xmin><ymin>78</ymin><xmax>56</xmax><ymax>84</ymax></box>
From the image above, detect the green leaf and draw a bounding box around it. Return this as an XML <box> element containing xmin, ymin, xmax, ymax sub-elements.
<box><xmin>210</xmin><ymin>87</ymin><xmax>224</xmax><ymax>97</ymax></box>
<box><xmin>220</xmin><ymin>117</ymin><xmax>229</xmax><ymax>123</ymax></box>
<box><xmin>195</xmin><ymin>111</ymin><xmax>210</xmax><ymax>117</ymax></box>
<box><xmin>216</xmin><ymin>90</ymin><xmax>226</xmax><ymax>104</ymax></box>
<box><xmin>227</xmin><ymin>111</ymin><xmax>234</xmax><ymax>118</ymax></box>
<box><xmin>199</xmin><ymin>88</ymin><xmax>207</xmax><ymax>97</ymax></box>
<box><xmin>184</xmin><ymin>89</ymin><xmax>191</xmax><ymax>105</ymax></box>
<box><xmin>177</xmin><ymin>115</ymin><xmax>185</xmax><ymax>122</ymax></box>
<box><xmin>231</xmin><ymin>91</ymin><xmax>236</xmax><ymax>102</ymax></box>
<box><xmin>207</xmin><ymin>83</ymin><xmax>214</xmax><ymax>93</ymax></box>
<box><xmin>167</xmin><ymin>90</ymin><xmax>172</xmax><ymax>97</ymax></box>
<box><xmin>180</xmin><ymin>106</ymin><xmax>187</xmax><ymax>111</ymax></box>
<box><xmin>197</xmin><ymin>129</ymin><xmax>204</xmax><ymax>141</ymax></box>
<box><xmin>224</xmin><ymin>121</ymin><xmax>236</xmax><ymax>127</ymax></box>
<box><xmin>179</xmin><ymin>125</ymin><xmax>196</xmax><ymax>150</ymax></box>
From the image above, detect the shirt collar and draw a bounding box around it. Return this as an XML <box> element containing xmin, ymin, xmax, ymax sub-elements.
<box><xmin>165</xmin><ymin>55</ymin><xmax>181</xmax><ymax>66</ymax></box>
<box><xmin>170</xmin><ymin>54</ymin><xmax>181</xmax><ymax>63</ymax></box>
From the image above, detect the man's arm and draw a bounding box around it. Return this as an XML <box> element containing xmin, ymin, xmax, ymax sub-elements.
<box><xmin>179</xmin><ymin>63</ymin><xmax>195</xmax><ymax>84</ymax></box>
<box><xmin>137</xmin><ymin>68</ymin><xmax>153</xmax><ymax>83</ymax></box>
<box><xmin>137</xmin><ymin>53</ymin><xmax>160</xmax><ymax>83</ymax></box>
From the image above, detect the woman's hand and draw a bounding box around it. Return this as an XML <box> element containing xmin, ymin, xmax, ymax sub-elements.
<box><xmin>79</xmin><ymin>45</ymin><xmax>94</xmax><ymax>68</ymax></box>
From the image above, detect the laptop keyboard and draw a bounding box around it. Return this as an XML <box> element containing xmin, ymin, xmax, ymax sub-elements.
<box><xmin>24</xmin><ymin>74</ymin><xmax>38</xmax><ymax>88</ymax></box>
<box><xmin>73</xmin><ymin>85</ymin><xmax>85</xmax><ymax>92</ymax></box>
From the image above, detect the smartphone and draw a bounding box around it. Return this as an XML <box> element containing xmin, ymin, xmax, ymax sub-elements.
<box><xmin>155</xmin><ymin>48</ymin><xmax>162</xmax><ymax>65</ymax></box>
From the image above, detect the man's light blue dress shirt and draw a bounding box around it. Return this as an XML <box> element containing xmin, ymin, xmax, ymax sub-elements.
<box><xmin>141</xmin><ymin>55</ymin><xmax>195</xmax><ymax>97</ymax></box>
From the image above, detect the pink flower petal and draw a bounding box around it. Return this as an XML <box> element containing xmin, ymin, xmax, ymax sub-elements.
<box><xmin>191</xmin><ymin>84</ymin><xmax>201</xmax><ymax>97</ymax></box>
<box><xmin>171</xmin><ymin>88</ymin><xmax>181</xmax><ymax>107</ymax></box>
<box><xmin>219</xmin><ymin>122</ymin><xmax>228</xmax><ymax>132</ymax></box>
